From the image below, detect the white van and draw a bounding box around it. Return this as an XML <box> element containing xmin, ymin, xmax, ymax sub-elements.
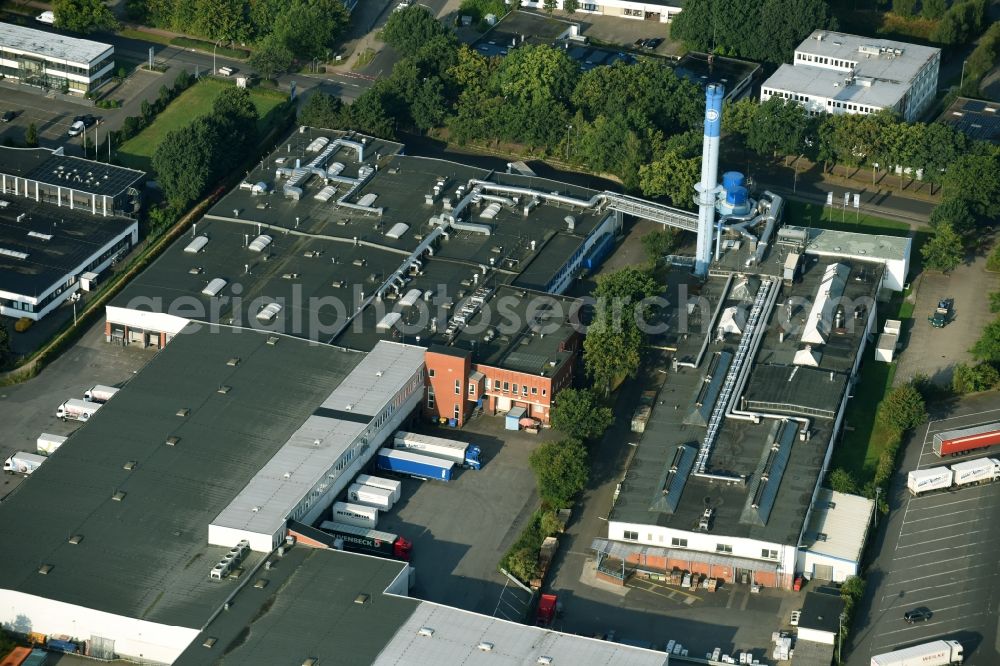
<box><xmin>36</xmin><ymin>11</ymin><xmax>55</xmax><ymax>24</ymax></box>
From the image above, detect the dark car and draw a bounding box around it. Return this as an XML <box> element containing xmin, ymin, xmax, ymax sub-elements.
<box><xmin>904</xmin><ymin>607</ymin><xmax>932</xmax><ymax>623</ymax></box>
<box><xmin>1</xmin><ymin>111</ymin><xmax>14</xmax><ymax>123</ymax></box>
<box><xmin>73</xmin><ymin>114</ymin><xmax>97</xmax><ymax>128</ymax></box>
<box><xmin>645</xmin><ymin>37</ymin><xmax>664</xmax><ymax>49</ymax></box>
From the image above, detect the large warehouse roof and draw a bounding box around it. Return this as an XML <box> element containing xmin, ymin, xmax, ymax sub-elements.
<box><xmin>211</xmin><ymin>342</ymin><xmax>425</xmax><ymax>541</ymax></box>
<box><xmin>0</xmin><ymin>22</ymin><xmax>112</xmax><ymax>64</ymax></box>
<box><xmin>0</xmin><ymin>324</ymin><xmax>362</xmax><ymax>627</ymax></box>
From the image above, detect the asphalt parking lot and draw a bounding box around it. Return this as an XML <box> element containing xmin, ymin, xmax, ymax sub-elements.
<box><xmin>894</xmin><ymin>246</ymin><xmax>999</xmax><ymax>387</ymax></box>
<box><xmin>847</xmin><ymin>399</ymin><xmax>1000</xmax><ymax>665</ymax></box>
<box><xmin>0</xmin><ymin>318</ymin><xmax>154</xmax><ymax>500</ymax></box>
<box><xmin>375</xmin><ymin>414</ymin><xmax>555</xmax><ymax>616</ymax></box>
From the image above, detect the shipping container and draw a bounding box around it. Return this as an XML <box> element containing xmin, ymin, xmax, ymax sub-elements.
<box><xmin>933</xmin><ymin>423</ymin><xmax>1000</xmax><ymax>457</ymax></box>
<box><xmin>393</xmin><ymin>431</ymin><xmax>481</xmax><ymax>469</ymax></box>
<box><xmin>907</xmin><ymin>467</ymin><xmax>954</xmax><ymax>495</ymax></box>
<box><xmin>37</xmin><ymin>433</ymin><xmax>68</xmax><ymax>456</ymax></box>
<box><xmin>870</xmin><ymin>639</ymin><xmax>963</xmax><ymax>666</ymax></box>
<box><xmin>331</xmin><ymin>501</ymin><xmax>379</xmax><ymax>529</ymax></box>
<box><xmin>376</xmin><ymin>448</ymin><xmax>454</xmax><ymax>481</ymax></box>
<box><xmin>355</xmin><ymin>474</ymin><xmax>402</xmax><ymax>503</ymax></box>
<box><xmin>347</xmin><ymin>483</ymin><xmax>395</xmax><ymax>511</ymax></box>
<box><xmin>319</xmin><ymin>521</ymin><xmax>412</xmax><ymax>560</ymax></box>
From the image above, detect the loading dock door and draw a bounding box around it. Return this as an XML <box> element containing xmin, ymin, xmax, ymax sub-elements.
<box><xmin>813</xmin><ymin>564</ymin><xmax>834</xmax><ymax>581</ymax></box>
<box><xmin>496</xmin><ymin>396</ymin><xmax>512</xmax><ymax>411</ymax></box>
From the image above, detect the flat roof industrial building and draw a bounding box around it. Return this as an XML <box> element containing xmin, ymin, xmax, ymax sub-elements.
<box><xmin>603</xmin><ymin>223</ymin><xmax>906</xmax><ymax>589</ymax></box>
<box><xmin>0</xmin><ymin>22</ymin><xmax>115</xmax><ymax>95</ymax></box>
<box><xmin>0</xmin><ymin>146</ymin><xmax>144</xmax><ymax>320</ymax></box>
<box><xmin>761</xmin><ymin>31</ymin><xmax>940</xmax><ymax>122</ymax></box>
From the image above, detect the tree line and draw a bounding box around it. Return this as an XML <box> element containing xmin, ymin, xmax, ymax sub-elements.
<box><xmin>723</xmin><ymin>96</ymin><xmax>1000</xmax><ymax>272</ymax></box>
<box><xmin>300</xmin><ymin>6</ymin><xmax>706</xmax><ymax>207</ymax></box>
<box><xmin>125</xmin><ymin>0</ymin><xmax>349</xmax><ymax>63</ymax></box>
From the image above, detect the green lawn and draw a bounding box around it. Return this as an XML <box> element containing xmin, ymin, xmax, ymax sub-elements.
<box><xmin>117</xmin><ymin>79</ymin><xmax>285</xmax><ymax>173</ymax></box>
<box><xmin>785</xmin><ymin>200</ymin><xmax>911</xmax><ymax>235</ymax></box>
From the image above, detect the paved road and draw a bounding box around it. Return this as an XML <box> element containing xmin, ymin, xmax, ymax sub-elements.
<box><xmin>846</xmin><ymin>395</ymin><xmax>1000</xmax><ymax>666</ymax></box>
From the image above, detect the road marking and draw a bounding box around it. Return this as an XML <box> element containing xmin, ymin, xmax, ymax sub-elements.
<box><xmin>905</xmin><ymin>491</ymin><xmax>996</xmax><ymax>511</ymax></box>
<box><xmin>899</xmin><ymin>515</ymin><xmax>992</xmax><ymax>537</ymax></box>
<box><xmin>873</xmin><ymin>610</ymin><xmax>989</xmax><ymax>644</ymax></box>
<box><xmin>889</xmin><ymin>549</ymin><xmax>999</xmax><ymax>571</ymax></box>
<box><xmin>883</xmin><ymin>561</ymin><xmax>995</xmax><ymax>587</ymax></box>
<box><xmin>900</xmin><ymin>506</ymin><xmax>983</xmax><ymax>523</ymax></box>
<box><xmin>880</xmin><ymin>572</ymin><xmax>1000</xmax><ymax>599</ymax></box>
<box><xmin>893</xmin><ymin>534</ymin><xmax>1000</xmax><ymax>560</ymax></box>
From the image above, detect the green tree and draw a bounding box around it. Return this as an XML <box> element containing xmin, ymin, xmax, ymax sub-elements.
<box><xmin>53</xmin><ymin>0</ymin><xmax>120</xmax><ymax>33</ymax></box>
<box><xmin>943</xmin><ymin>153</ymin><xmax>1000</xmax><ymax>215</ymax></box>
<box><xmin>152</xmin><ymin>119</ymin><xmax>214</xmax><ymax>209</ymax></box>
<box><xmin>174</xmin><ymin>69</ymin><xmax>193</xmax><ymax>93</ymax></box>
<box><xmin>0</xmin><ymin>323</ymin><xmax>11</xmax><ymax>368</ymax></box>
<box><xmin>920</xmin><ymin>222</ymin><xmax>964</xmax><ymax>272</ymax></box>
<box><xmin>594</xmin><ymin>265</ymin><xmax>660</xmax><ymax>304</ymax></box>
<box><xmin>529</xmin><ymin>438</ymin><xmax>589</xmax><ymax>508</ymax></box>
<box><xmin>929</xmin><ymin>197</ymin><xmax>976</xmax><ymax>235</ymax></box>
<box><xmin>584</xmin><ymin>312</ymin><xmax>644</xmax><ymax>395</ymax></box>
<box><xmin>543</xmin><ymin>0</ymin><xmax>556</xmax><ymax>12</ymax></box>
<box><xmin>639</xmin><ymin>149</ymin><xmax>700</xmax><ymax>209</ymax></box>
<box><xmin>273</xmin><ymin>0</ymin><xmax>349</xmax><ymax>60</ymax></box>
<box><xmin>877</xmin><ymin>383</ymin><xmax>926</xmax><ymax>432</ymax></box>
<box><xmin>953</xmin><ymin>362</ymin><xmax>1000</xmax><ymax>394</ymax></box>
<box><xmin>972</xmin><ymin>318</ymin><xmax>1000</xmax><ymax>362</ymax></box>
<box><xmin>550</xmin><ymin>388</ymin><xmax>613</xmax><ymax>440</ymax></box>
<box><xmin>25</xmin><ymin>123</ymin><xmax>38</xmax><ymax>148</ymax></box>
<box><xmin>892</xmin><ymin>0</ymin><xmax>916</xmax><ymax>16</ymax></box>
<box><xmin>828</xmin><ymin>468</ymin><xmax>859</xmax><ymax>494</ymax></box>
<box><xmin>382</xmin><ymin>6</ymin><xmax>454</xmax><ymax>57</ymax></box>
<box><xmin>249</xmin><ymin>35</ymin><xmax>294</xmax><ymax>80</ymax></box>
<box><xmin>990</xmin><ymin>292</ymin><xmax>1000</xmax><ymax>313</ymax></box>
<box><xmin>922</xmin><ymin>0</ymin><xmax>946</xmax><ymax>19</ymax></box>
<box><xmin>640</xmin><ymin>228</ymin><xmax>679</xmax><ymax>267</ymax></box>
<box><xmin>564</xmin><ymin>0</ymin><xmax>578</xmax><ymax>12</ymax></box>
<box><xmin>195</xmin><ymin>0</ymin><xmax>249</xmax><ymax>42</ymax></box>
<box><xmin>347</xmin><ymin>82</ymin><xmax>399</xmax><ymax>139</ymax></box>
<box><xmin>504</xmin><ymin>544</ymin><xmax>538</xmax><ymax>583</ymax></box>
<box><xmin>299</xmin><ymin>91</ymin><xmax>347</xmax><ymax>129</ymax></box>
<box><xmin>722</xmin><ymin>97</ymin><xmax>758</xmax><ymax>138</ymax></box>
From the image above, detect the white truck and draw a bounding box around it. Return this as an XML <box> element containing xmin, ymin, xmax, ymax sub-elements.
<box><xmin>393</xmin><ymin>431</ymin><xmax>482</xmax><ymax>469</ymax></box>
<box><xmin>951</xmin><ymin>457</ymin><xmax>1000</xmax><ymax>486</ymax></box>
<box><xmin>331</xmin><ymin>501</ymin><xmax>379</xmax><ymax>529</ymax></box>
<box><xmin>84</xmin><ymin>385</ymin><xmax>119</xmax><ymax>403</ymax></box>
<box><xmin>56</xmin><ymin>399</ymin><xmax>101</xmax><ymax>422</ymax></box>
<box><xmin>907</xmin><ymin>467</ymin><xmax>953</xmax><ymax>495</ymax></box>
<box><xmin>871</xmin><ymin>640</ymin><xmax>963</xmax><ymax>666</ymax></box>
<box><xmin>37</xmin><ymin>433</ymin><xmax>68</xmax><ymax>456</ymax></box>
<box><xmin>355</xmin><ymin>474</ymin><xmax>402</xmax><ymax>503</ymax></box>
<box><xmin>4</xmin><ymin>451</ymin><xmax>45</xmax><ymax>475</ymax></box>
<box><xmin>347</xmin><ymin>483</ymin><xmax>395</xmax><ymax>511</ymax></box>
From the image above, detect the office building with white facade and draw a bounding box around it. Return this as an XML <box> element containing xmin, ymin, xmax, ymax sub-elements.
<box><xmin>761</xmin><ymin>31</ymin><xmax>940</xmax><ymax>122</ymax></box>
<box><xmin>521</xmin><ymin>0</ymin><xmax>682</xmax><ymax>22</ymax></box>
<box><xmin>0</xmin><ymin>22</ymin><xmax>114</xmax><ymax>95</ymax></box>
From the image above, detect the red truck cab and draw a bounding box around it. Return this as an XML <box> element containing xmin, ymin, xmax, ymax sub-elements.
<box><xmin>536</xmin><ymin>593</ymin><xmax>558</xmax><ymax>627</ymax></box>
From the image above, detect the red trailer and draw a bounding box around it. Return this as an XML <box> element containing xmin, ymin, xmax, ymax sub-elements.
<box><xmin>934</xmin><ymin>422</ymin><xmax>1000</xmax><ymax>457</ymax></box>
<box><xmin>535</xmin><ymin>594</ymin><xmax>558</xmax><ymax>627</ymax></box>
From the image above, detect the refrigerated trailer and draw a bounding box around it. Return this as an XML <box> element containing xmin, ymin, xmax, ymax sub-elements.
<box><xmin>393</xmin><ymin>431</ymin><xmax>482</xmax><ymax>469</ymax></box>
<box><xmin>83</xmin><ymin>385</ymin><xmax>119</xmax><ymax>403</ymax></box>
<box><xmin>871</xmin><ymin>639</ymin><xmax>963</xmax><ymax>666</ymax></box>
<box><xmin>933</xmin><ymin>423</ymin><xmax>1000</xmax><ymax>457</ymax></box>
<box><xmin>355</xmin><ymin>474</ymin><xmax>402</xmax><ymax>503</ymax></box>
<box><xmin>347</xmin><ymin>483</ymin><xmax>395</xmax><ymax>511</ymax></box>
<box><xmin>36</xmin><ymin>433</ymin><xmax>68</xmax><ymax>456</ymax></box>
<box><xmin>376</xmin><ymin>448</ymin><xmax>454</xmax><ymax>481</ymax></box>
<box><xmin>331</xmin><ymin>501</ymin><xmax>379</xmax><ymax>529</ymax></box>
<box><xmin>56</xmin><ymin>399</ymin><xmax>100</xmax><ymax>422</ymax></box>
<box><xmin>3</xmin><ymin>452</ymin><xmax>45</xmax><ymax>475</ymax></box>
<box><xmin>319</xmin><ymin>521</ymin><xmax>412</xmax><ymax>560</ymax></box>
<box><xmin>908</xmin><ymin>457</ymin><xmax>1000</xmax><ymax>495</ymax></box>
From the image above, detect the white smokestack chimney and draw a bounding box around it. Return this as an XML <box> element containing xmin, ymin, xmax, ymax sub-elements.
<box><xmin>694</xmin><ymin>83</ymin><xmax>725</xmax><ymax>277</ymax></box>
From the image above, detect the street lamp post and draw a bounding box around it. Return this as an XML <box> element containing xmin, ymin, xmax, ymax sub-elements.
<box><xmin>874</xmin><ymin>486</ymin><xmax>882</xmax><ymax>529</ymax></box>
<box><xmin>960</xmin><ymin>59</ymin><xmax>968</xmax><ymax>91</ymax></box>
<box><xmin>838</xmin><ymin>611</ymin><xmax>846</xmax><ymax>664</ymax></box>
<box><xmin>213</xmin><ymin>40</ymin><xmax>222</xmax><ymax>76</ymax></box>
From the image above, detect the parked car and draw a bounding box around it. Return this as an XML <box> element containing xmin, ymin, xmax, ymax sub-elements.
<box><xmin>904</xmin><ymin>607</ymin><xmax>933</xmax><ymax>623</ymax></box>
<box><xmin>643</xmin><ymin>38</ymin><xmax>664</xmax><ymax>49</ymax></box>
<box><xmin>73</xmin><ymin>114</ymin><xmax>97</xmax><ymax>128</ymax></box>
<box><xmin>1</xmin><ymin>111</ymin><xmax>15</xmax><ymax>123</ymax></box>
<box><xmin>928</xmin><ymin>298</ymin><xmax>953</xmax><ymax>328</ymax></box>
<box><xmin>67</xmin><ymin>120</ymin><xmax>85</xmax><ymax>137</ymax></box>
<box><xmin>36</xmin><ymin>10</ymin><xmax>54</xmax><ymax>24</ymax></box>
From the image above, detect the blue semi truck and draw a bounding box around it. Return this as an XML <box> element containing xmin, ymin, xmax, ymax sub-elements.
<box><xmin>376</xmin><ymin>448</ymin><xmax>455</xmax><ymax>481</ymax></box>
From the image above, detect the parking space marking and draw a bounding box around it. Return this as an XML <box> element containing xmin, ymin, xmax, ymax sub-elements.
<box><xmin>899</xmin><ymin>515</ymin><xmax>990</xmax><ymax>537</ymax></box>
<box><xmin>894</xmin><ymin>533</ymin><xmax>1000</xmax><ymax>560</ymax></box>
<box><xmin>883</xmin><ymin>560</ymin><xmax>995</xmax><ymax>587</ymax></box>
<box><xmin>889</xmin><ymin>548</ymin><xmax>997</xmax><ymax>571</ymax></box>
<box><xmin>880</xmin><ymin>591</ymin><xmax>974</xmax><ymax>611</ymax></box>
<box><xmin>873</xmin><ymin>610</ymin><xmax>989</xmax><ymax>644</ymax></box>
<box><xmin>880</xmin><ymin>572</ymin><xmax>1000</xmax><ymax>600</ymax></box>
<box><xmin>901</xmin><ymin>506</ymin><xmax>983</xmax><ymax>523</ymax></box>
<box><xmin>905</xmin><ymin>492</ymin><xmax>994</xmax><ymax>511</ymax></box>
